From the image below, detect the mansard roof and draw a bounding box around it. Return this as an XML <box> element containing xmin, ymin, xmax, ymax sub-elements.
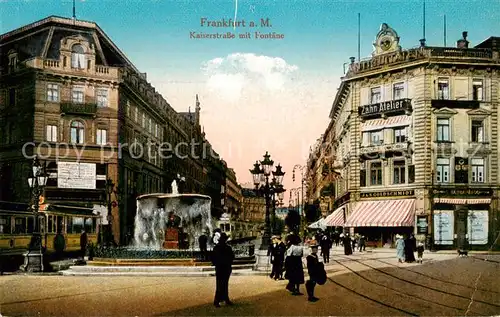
<box><xmin>0</xmin><ymin>15</ymin><xmax>139</xmax><ymax>73</ymax></box>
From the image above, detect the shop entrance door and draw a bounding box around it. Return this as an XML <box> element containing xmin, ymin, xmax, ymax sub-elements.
<box><xmin>455</xmin><ymin>207</ymin><xmax>468</xmax><ymax>251</ymax></box>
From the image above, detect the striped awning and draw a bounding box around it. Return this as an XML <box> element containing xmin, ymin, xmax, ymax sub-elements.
<box><xmin>345</xmin><ymin>199</ymin><xmax>415</xmax><ymax>227</ymax></box>
<box><xmin>308</xmin><ymin>217</ymin><xmax>327</xmax><ymax>230</ymax></box>
<box><xmin>361</xmin><ymin>115</ymin><xmax>411</xmax><ymax>131</ymax></box>
<box><xmin>434</xmin><ymin>198</ymin><xmax>491</xmax><ymax>205</ymax></box>
<box><xmin>325</xmin><ymin>206</ymin><xmax>345</xmax><ymax>227</ymax></box>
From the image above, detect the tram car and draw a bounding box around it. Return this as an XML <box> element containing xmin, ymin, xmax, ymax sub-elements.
<box><xmin>0</xmin><ymin>201</ymin><xmax>100</xmax><ymax>255</ymax></box>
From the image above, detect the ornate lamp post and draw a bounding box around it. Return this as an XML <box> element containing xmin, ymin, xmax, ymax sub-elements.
<box><xmin>105</xmin><ymin>178</ymin><xmax>115</xmax><ymax>247</ymax></box>
<box><xmin>249</xmin><ymin>152</ymin><xmax>286</xmax><ymax>250</ymax></box>
<box><xmin>23</xmin><ymin>157</ymin><xmax>49</xmax><ymax>272</ymax></box>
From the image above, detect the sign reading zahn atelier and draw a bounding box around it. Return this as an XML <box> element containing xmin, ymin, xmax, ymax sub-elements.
<box><xmin>360</xmin><ymin>190</ymin><xmax>415</xmax><ymax>198</ymax></box>
<box><xmin>359</xmin><ymin>98</ymin><xmax>412</xmax><ymax>117</ymax></box>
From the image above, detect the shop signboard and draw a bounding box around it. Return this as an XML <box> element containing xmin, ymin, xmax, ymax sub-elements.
<box><xmin>468</xmin><ymin>210</ymin><xmax>488</xmax><ymax>245</ymax></box>
<box><xmin>433</xmin><ymin>210</ymin><xmax>454</xmax><ymax>245</ymax></box>
<box><xmin>416</xmin><ymin>216</ymin><xmax>428</xmax><ymax>234</ymax></box>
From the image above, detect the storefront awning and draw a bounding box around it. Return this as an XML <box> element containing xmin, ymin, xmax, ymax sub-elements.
<box><xmin>345</xmin><ymin>199</ymin><xmax>415</xmax><ymax>227</ymax></box>
<box><xmin>325</xmin><ymin>206</ymin><xmax>345</xmax><ymax>227</ymax></box>
<box><xmin>361</xmin><ymin>115</ymin><xmax>411</xmax><ymax>132</ymax></box>
<box><xmin>308</xmin><ymin>217</ymin><xmax>327</xmax><ymax>230</ymax></box>
<box><xmin>433</xmin><ymin>198</ymin><xmax>491</xmax><ymax>205</ymax></box>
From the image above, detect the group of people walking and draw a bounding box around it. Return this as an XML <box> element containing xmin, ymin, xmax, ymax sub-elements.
<box><xmin>395</xmin><ymin>234</ymin><xmax>424</xmax><ymax>263</ymax></box>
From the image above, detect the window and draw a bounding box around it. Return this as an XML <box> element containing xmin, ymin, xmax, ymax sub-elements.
<box><xmin>47</xmin><ymin>84</ymin><xmax>59</xmax><ymax>102</ymax></box>
<box><xmin>72</xmin><ymin>86</ymin><xmax>84</xmax><ymax>103</ymax></box>
<box><xmin>472</xmin><ymin>80</ymin><xmax>483</xmax><ymax>101</ymax></box>
<box><xmin>134</xmin><ymin>107</ymin><xmax>138</xmax><ymax>122</ymax></box>
<box><xmin>393</xmin><ymin>160</ymin><xmax>406</xmax><ymax>184</ymax></box>
<box><xmin>70</xmin><ymin>121</ymin><xmax>85</xmax><ymax>144</ymax></box>
<box><xmin>142</xmin><ymin>113</ymin><xmax>146</xmax><ymax>128</ymax></box>
<box><xmin>148</xmin><ymin>118</ymin><xmax>152</xmax><ymax>133</ymax></box>
<box><xmin>393</xmin><ymin>82</ymin><xmax>404</xmax><ymax>99</ymax></box>
<box><xmin>437</xmin><ymin>79</ymin><xmax>449</xmax><ymax>99</ymax></box>
<box><xmin>97</xmin><ymin>129</ymin><xmax>107</xmax><ymax>145</ymax></box>
<box><xmin>370</xmin><ymin>162</ymin><xmax>383</xmax><ymax>185</ymax></box>
<box><xmin>370</xmin><ymin>87</ymin><xmax>381</xmax><ymax>104</ymax></box>
<box><xmin>370</xmin><ymin>130</ymin><xmax>383</xmax><ymax>145</ymax></box>
<box><xmin>126</xmin><ymin>101</ymin><xmax>131</xmax><ymax>117</ymax></box>
<box><xmin>436</xmin><ymin>158</ymin><xmax>450</xmax><ymax>183</ymax></box>
<box><xmin>437</xmin><ymin>118</ymin><xmax>450</xmax><ymax>141</ymax></box>
<box><xmin>96</xmin><ymin>88</ymin><xmax>108</xmax><ymax>107</ymax></box>
<box><xmin>394</xmin><ymin>127</ymin><xmax>407</xmax><ymax>143</ymax></box>
<box><xmin>155</xmin><ymin>123</ymin><xmax>159</xmax><ymax>138</ymax></box>
<box><xmin>71</xmin><ymin>44</ymin><xmax>86</xmax><ymax>69</ymax></box>
<box><xmin>471</xmin><ymin>120</ymin><xmax>484</xmax><ymax>142</ymax></box>
<box><xmin>408</xmin><ymin>165</ymin><xmax>415</xmax><ymax>183</ymax></box>
<box><xmin>46</xmin><ymin>125</ymin><xmax>58</xmax><ymax>142</ymax></box>
<box><xmin>471</xmin><ymin>158</ymin><xmax>485</xmax><ymax>183</ymax></box>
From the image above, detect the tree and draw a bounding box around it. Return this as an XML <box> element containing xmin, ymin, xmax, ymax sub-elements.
<box><xmin>271</xmin><ymin>215</ymin><xmax>286</xmax><ymax>235</ymax></box>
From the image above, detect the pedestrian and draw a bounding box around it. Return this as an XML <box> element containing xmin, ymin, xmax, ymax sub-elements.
<box><xmin>269</xmin><ymin>236</ymin><xmax>286</xmax><ymax>280</ymax></box>
<box><xmin>404</xmin><ymin>234</ymin><xmax>417</xmax><ymax>263</ymax></box>
<box><xmin>212</xmin><ymin>228</ymin><xmax>221</xmax><ymax>247</ymax></box>
<box><xmin>351</xmin><ymin>235</ymin><xmax>356</xmax><ymax>252</ymax></box>
<box><xmin>333</xmin><ymin>231</ymin><xmax>340</xmax><ymax>247</ymax></box>
<box><xmin>198</xmin><ymin>232</ymin><xmax>208</xmax><ymax>260</ymax></box>
<box><xmin>343</xmin><ymin>233</ymin><xmax>352</xmax><ymax>255</ymax></box>
<box><xmin>306</xmin><ymin>243</ymin><xmax>321</xmax><ymax>302</ymax></box>
<box><xmin>284</xmin><ymin>234</ymin><xmax>305</xmax><ymax>295</ymax></box>
<box><xmin>396</xmin><ymin>234</ymin><xmax>405</xmax><ymax>263</ymax></box>
<box><xmin>211</xmin><ymin>232</ymin><xmax>234</xmax><ymax>307</ymax></box>
<box><xmin>54</xmin><ymin>229</ymin><xmax>66</xmax><ymax>260</ymax></box>
<box><xmin>416</xmin><ymin>241</ymin><xmax>424</xmax><ymax>263</ymax></box>
<box><xmin>320</xmin><ymin>234</ymin><xmax>331</xmax><ymax>263</ymax></box>
<box><xmin>80</xmin><ymin>229</ymin><xmax>88</xmax><ymax>259</ymax></box>
<box><xmin>358</xmin><ymin>235</ymin><xmax>366</xmax><ymax>252</ymax></box>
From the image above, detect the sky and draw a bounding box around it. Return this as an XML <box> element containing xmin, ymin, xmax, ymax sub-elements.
<box><xmin>1</xmin><ymin>0</ymin><xmax>500</xmax><ymax>203</ymax></box>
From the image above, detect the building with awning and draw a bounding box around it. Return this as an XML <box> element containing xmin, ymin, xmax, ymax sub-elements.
<box><xmin>304</xmin><ymin>23</ymin><xmax>500</xmax><ymax>250</ymax></box>
<box><xmin>324</xmin><ymin>205</ymin><xmax>346</xmax><ymax>228</ymax></box>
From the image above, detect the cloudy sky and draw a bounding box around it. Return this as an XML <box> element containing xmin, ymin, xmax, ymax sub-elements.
<box><xmin>2</xmin><ymin>0</ymin><xmax>499</xmax><ymax>202</ymax></box>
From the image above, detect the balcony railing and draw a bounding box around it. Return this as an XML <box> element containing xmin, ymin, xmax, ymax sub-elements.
<box><xmin>347</xmin><ymin>46</ymin><xmax>497</xmax><ymax>77</ymax></box>
<box><xmin>24</xmin><ymin>57</ymin><xmax>119</xmax><ymax>80</ymax></box>
<box><xmin>60</xmin><ymin>102</ymin><xmax>98</xmax><ymax>116</ymax></box>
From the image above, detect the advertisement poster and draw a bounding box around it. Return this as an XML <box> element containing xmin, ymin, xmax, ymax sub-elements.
<box><xmin>468</xmin><ymin>210</ymin><xmax>489</xmax><ymax>245</ymax></box>
<box><xmin>433</xmin><ymin>210</ymin><xmax>454</xmax><ymax>245</ymax></box>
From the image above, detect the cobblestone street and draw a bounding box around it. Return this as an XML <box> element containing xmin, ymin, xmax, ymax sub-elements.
<box><xmin>2</xmin><ymin>250</ymin><xmax>499</xmax><ymax>316</ymax></box>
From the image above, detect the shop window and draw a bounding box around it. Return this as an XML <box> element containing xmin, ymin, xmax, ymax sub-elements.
<box><xmin>436</xmin><ymin>118</ymin><xmax>450</xmax><ymax>142</ymax></box>
<box><xmin>437</xmin><ymin>78</ymin><xmax>449</xmax><ymax>99</ymax></box>
<box><xmin>471</xmin><ymin>158</ymin><xmax>485</xmax><ymax>183</ymax></box>
<box><xmin>370</xmin><ymin>162</ymin><xmax>383</xmax><ymax>186</ymax></box>
<box><xmin>471</xmin><ymin>120</ymin><xmax>484</xmax><ymax>143</ymax></box>
<box><xmin>393</xmin><ymin>160</ymin><xmax>406</xmax><ymax>184</ymax></box>
<box><xmin>436</xmin><ymin>158</ymin><xmax>450</xmax><ymax>183</ymax></box>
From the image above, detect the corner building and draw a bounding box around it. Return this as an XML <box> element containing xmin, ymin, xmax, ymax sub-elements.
<box><xmin>314</xmin><ymin>24</ymin><xmax>500</xmax><ymax>250</ymax></box>
<box><xmin>0</xmin><ymin>16</ymin><xmax>227</xmax><ymax>246</ymax></box>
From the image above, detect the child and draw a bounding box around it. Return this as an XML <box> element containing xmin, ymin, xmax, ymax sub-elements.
<box><xmin>306</xmin><ymin>243</ymin><xmax>320</xmax><ymax>302</ymax></box>
<box><xmin>416</xmin><ymin>241</ymin><xmax>424</xmax><ymax>263</ymax></box>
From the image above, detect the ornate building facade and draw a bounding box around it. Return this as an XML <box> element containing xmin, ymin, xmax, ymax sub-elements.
<box><xmin>0</xmin><ymin>16</ymin><xmax>228</xmax><ymax>245</ymax></box>
<box><xmin>308</xmin><ymin>24</ymin><xmax>500</xmax><ymax>249</ymax></box>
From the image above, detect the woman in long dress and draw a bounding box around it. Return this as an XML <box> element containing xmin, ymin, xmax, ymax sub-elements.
<box><xmin>284</xmin><ymin>234</ymin><xmax>305</xmax><ymax>295</ymax></box>
<box><xmin>395</xmin><ymin>235</ymin><xmax>405</xmax><ymax>263</ymax></box>
<box><xmin>404</xmin><ymin>234</ymin><xmax>416</xmax><ymax>263</ymax></box>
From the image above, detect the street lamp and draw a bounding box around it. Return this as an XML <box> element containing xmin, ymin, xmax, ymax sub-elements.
<box><xmin>105</xmin><ymin>178</ymin><xmax>115</xmax><ymax>247</ymax></box>
<box><xmin>249</xmin><ymin>152</ymin><xmax>286</xmax><ymax>250</ymax></box>
<box><xmin>23</xmin><ymin>157</ymin><xmax>48</xmax><ymax>272</ymax></box>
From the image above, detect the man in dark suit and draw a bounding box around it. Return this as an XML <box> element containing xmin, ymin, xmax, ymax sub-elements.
<box><xmin>211</xmin><ymin>232</ymin><xmax>234</xmax><ymax>307</ymax></box>
<box><xmin>268</xmin><ymin>236</ymin><xmax>286</xmax><ymax>280</ymax></box>
<box><xmin>320</xmin><ymin>235</ymin><xmax>332</xmax><ymax>263</ymax></box>
<box><xmin>198</xmin><ymin>232</ymin><xmax>208</xmax><ymax>260</ymax></box>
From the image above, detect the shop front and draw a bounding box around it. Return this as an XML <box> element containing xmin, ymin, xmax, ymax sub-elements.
<box><xmin>346</xmin><ymin>190</ymin><xmax>416</xmax><ymax>247</ymax></box>
<box><xmin>432</xmin><ymin>187</ymin><xmax>492</xmax><ymax>250</ymax></box>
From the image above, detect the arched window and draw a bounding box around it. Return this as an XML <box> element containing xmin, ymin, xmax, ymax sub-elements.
<box><xmin>70</xmin><ymin>121</ymin><xmax>85</xmax><ymax>144</ymax></box>
<box><xmin>71</xmin><ymin>44</ymin><xmax>85</xmax><ymax>69</ymax></box>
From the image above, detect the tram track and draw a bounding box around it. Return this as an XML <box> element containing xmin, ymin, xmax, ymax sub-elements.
<box><xmin>329</xmin><ymin>255</ymin><xmax>477</xmax><ymax>315</ymax></box>
<box><xmin>333</xmin><ymin>254</ymin><xmax>500</xmax><ymax>311</ymax></box>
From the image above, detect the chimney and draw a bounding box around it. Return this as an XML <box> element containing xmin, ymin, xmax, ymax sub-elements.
<box><xmin>419</xmin><ymin>38</ymin><xmax>426</xmax><ymax>47</ymax></box>
<box><xmin>457</xmin><ymin>31</ymin><xmax>469</xmax><ymax>48</ymax></box>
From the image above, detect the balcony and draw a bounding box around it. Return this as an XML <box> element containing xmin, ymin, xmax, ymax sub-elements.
<box><xmin>24</xmin><ymin>57</ymin><xmax>120</xmax><ymax>80</ymax></box>
<box><xmin>60</xmin><ymin>102</ymin><xmax>98</xmax><ymax>116</ymax></box>
<box><xmin>431</xmin><ymin>99</ymin><xmax>480</xmax><ymax>110</ymax></box>
<box><xmin>360</xmin><ymin>141</ymin><xmax>411</xmax><ymax>156</ymax></box>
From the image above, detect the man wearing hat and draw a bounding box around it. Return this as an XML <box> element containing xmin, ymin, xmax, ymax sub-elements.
<box><xmin>268</xmin><ymin>235</ymin><xmax>286</xmax><ymax>280</ymax></box>
<box><xmin>306</xmin><ymin>242</ymin><xmax>320</xmax><ymax>302</ymax></box>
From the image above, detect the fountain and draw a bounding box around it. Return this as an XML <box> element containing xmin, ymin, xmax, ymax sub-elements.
<box><xmin>132</xmin><ymin>180</ymin><xmax>213</xmax><ymax>250</ymax></box>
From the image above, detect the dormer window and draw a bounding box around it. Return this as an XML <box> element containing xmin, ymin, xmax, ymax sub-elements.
<box><xmin>71</xmin><ymin>44</ymin><xmax>86</xmax><ymax>69</ymax></box>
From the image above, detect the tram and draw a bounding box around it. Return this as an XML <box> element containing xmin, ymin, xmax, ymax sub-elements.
<box><xmin>0</xmin><ymin>201</ymin><xmax>100</xmax><ymax>255</ymax></box>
